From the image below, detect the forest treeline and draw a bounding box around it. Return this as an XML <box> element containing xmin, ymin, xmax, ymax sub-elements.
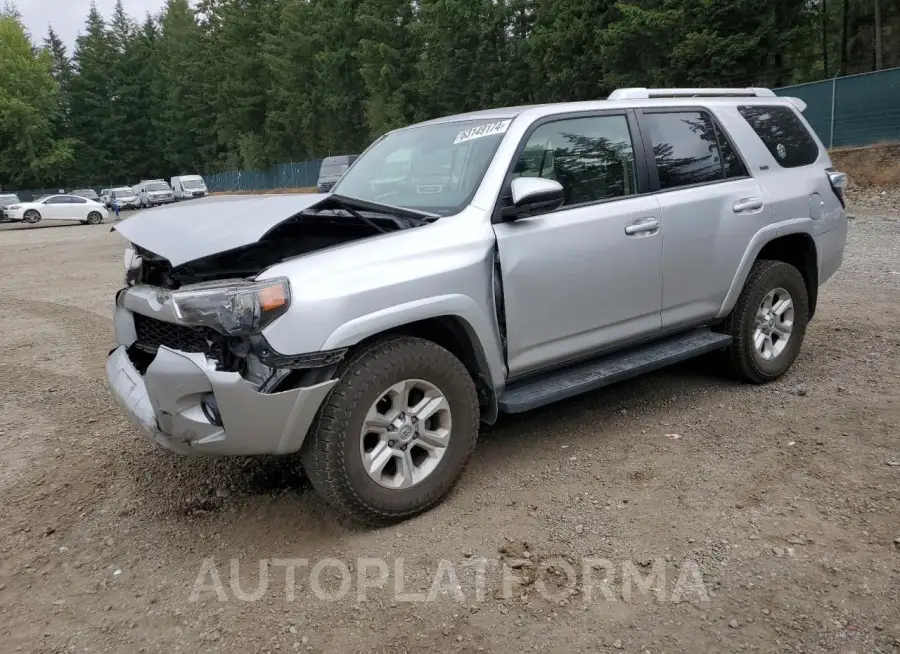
<box><xmin>1</xmin><ymin>0</ymin><xmax>898</xmax><ymax>189</ymax></box>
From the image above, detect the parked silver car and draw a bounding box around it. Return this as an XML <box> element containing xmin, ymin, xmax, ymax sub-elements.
<box><xmin>106</xmin><ymin>87</ymin><xmax>848</xmax><ymax>525</ymax></box>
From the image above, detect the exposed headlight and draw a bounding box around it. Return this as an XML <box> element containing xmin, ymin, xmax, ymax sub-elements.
<box><xmin>7</xmin><ymin>204</ymin><xmax>21</xmax><ymax>210</ymax></box>
<box><xmin>170</xmin><ymin>278</ymin><xmax>291</xmax><ymax>336</ymax></box>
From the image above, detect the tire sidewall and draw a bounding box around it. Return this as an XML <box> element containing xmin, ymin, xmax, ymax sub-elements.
<box><xmin>739</xmin><ymin>264</ymin><xmax>809</xmax><ymax>379</ymax></box>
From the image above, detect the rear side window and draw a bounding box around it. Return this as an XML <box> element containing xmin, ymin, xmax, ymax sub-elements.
<box><xmin>737</xmin><ymin>105</ymin><xmax>819</xmax><ymax>168</ymax></box>
<box><xmin>641</xmin><ymin>111</ymin><xmax>728</xmax><ymax>189</ymax></box>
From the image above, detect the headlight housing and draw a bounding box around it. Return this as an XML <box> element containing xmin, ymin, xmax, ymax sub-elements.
<box><xmin>170</xmin><ymin>278</ymin><xmax>291</xmax><ymax>336</ymax></box>
<box><xmin>7</xmin><ymin>204</ymin><xmax>21</xmax><ymax>210</ymax></box>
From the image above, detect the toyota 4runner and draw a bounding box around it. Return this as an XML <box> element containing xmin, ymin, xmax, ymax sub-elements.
<box><xmin>106</xmin><ymin>87</ymin><xmax>848</xmax><ymax>525</ymax></box>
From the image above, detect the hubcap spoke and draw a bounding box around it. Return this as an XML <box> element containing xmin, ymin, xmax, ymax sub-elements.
<box><xmin>417</xmin><ymin>428</ymin><xmax>450</xmax><ymax>451</ymax></box>
<box><xmin>366</xmin><ymin>440</ymin><xmax>393</xmax><ymax>477</ymax></box>
<box><xmin>772</xmin><ymin>297</ymin><xmax>793</xmax><ymax>318</ymax></box>
<box><xmin>396</xmin><ymin>450</ymin><xmax>416</xmax><ymax>489</ymax></box>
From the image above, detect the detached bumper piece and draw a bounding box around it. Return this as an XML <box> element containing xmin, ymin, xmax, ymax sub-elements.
<box><xmin>106</xmin><ymin>344</ymin><xmax>336</xmax><ymax>456</ymax></box>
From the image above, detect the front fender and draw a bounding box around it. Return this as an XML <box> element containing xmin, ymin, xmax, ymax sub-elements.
<box><xmin>321</xmin><ymin>294</ymin><xmax>507</xmax><ymax>393</ymax></box>
<box><xmin>716</xmin><ymin>218</ymin><xmax>815</xmax><ymax>319</ymax></box>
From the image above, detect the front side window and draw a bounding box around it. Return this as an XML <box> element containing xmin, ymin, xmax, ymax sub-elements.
<box><xmin>333</xmin><ymin>118</ymin><xmax>512</xmax><ymax>215</ymax></box>
<box><xmin>512</xmin><ymin>114</ymin><xmax>638</xmax><ymax>206</ymax></box>
<box><xmin>45</xmin><ymin>196</ymin><xmax>68</xmax><ymax>204</ymax></box>
<box><xmin>738</xmin><ymin>105</ymin><xmax>819</xmax><ymax>168</ymax></box>
<box><xmin>70</xmin><ymin>196</ymin><xmax>87</xmax><ymax>204</ymax></box>
<box><xmin>642</xmin><ymin>111</ymin><xmax>727</xmax><ymax>189</ymax></box>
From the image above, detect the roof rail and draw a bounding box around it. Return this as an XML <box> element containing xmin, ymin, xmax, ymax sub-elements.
<box><xmin>608</xmin><ymin>87</ymin><xmax>777</xmax><ymax>100</ymax></box>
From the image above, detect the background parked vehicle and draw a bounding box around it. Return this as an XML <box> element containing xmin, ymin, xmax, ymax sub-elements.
<box><xmin>0</xmin><ymin>193</ymin><xmax>20</xmax><ymax>222</ymax></box>
<box><xmin>170</xmin><ymin>175</ymin><xmax>208</xmax><ymax>200</ymax></box>
<box><xmin>109</xmin><ymin>187</ymin><xmax>141</xmax><ymax>210</ymax></box>
<box><xmin>2</xmin><ymin>194</ymin><xmax>109</xmax><ymax>225</ymax></box>
<box><xmin>134</xmin><ymin>180</ymin><xmax>175</xmax><ymax>208</ymax></box>
<box><xmin>70</xmin><ymin>188</ymin><xmax>101</xmax><ymax>202</ymax></box>
<box><xmin>316</xmin><ymin>154</ymin><xmax>358</xmax><ymax>193</ymax></box>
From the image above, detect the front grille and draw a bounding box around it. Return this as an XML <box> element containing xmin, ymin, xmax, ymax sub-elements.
<box><xmin>318</xmin><ymin>182</ymin><xmax>335</xmax><ymax>192</ymax></box>
<box><xmin>132</xmin><ymin>313</ymin><xmax>224</xmax><ymax>363</ymax></box>
<box><xmin>192</xmin><ymin>191</ymin><xmax>204</xmax><ymax>197</ymax></box>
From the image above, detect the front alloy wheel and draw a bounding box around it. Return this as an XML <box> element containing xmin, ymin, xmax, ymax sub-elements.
<box><xmin>302</xmin><ymin>337</ymin><xmax>479</xmax><ymax>525</ymax></box>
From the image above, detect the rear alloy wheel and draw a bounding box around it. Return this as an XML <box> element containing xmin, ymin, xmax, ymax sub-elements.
<box><xmin>302</xmin><ymin>337</ymin><xmax>479</xmax><ymax>525</ymax></box>
<box><xmin>86</xmin><ymin>211</ymin><xmax>103</xmax><ymax>225</ymax></box>
<box><xmin>23</xmin><ymin>210</ymin><xmax>41</xmax><ymax>224</ymax></box>
<box><xmin>722</xmin><ymin>259</ymin><xmax>809</xmax><ymax>383</ymax></box>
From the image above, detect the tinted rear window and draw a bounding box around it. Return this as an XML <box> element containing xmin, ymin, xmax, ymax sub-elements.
<box><xmin>737</xmin><ymin>105</ymin><xmax>819</xmax><ymax>168</ymax></box>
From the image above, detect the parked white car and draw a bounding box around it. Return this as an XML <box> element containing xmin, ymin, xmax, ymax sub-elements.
<box><xmin>171</xmin><ymin>175</ymin><xmax>208</xmax><ymax>201</ymax></box>
<box><xmin>2</xmin><ymin>194</ymin><xmax>109</xmax><ymax>225</ymax></box>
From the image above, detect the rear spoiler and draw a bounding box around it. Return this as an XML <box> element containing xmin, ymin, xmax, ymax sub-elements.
<box><xmin>784</xmin><ymin>97</ymin><xmax>807</xmax><ymax>112</ymax></box>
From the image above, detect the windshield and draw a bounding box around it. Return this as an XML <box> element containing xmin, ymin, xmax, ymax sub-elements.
<box><xmin>146</xmin><ymin>182</ymin><xmax>169</xmax><ymax>191</ymax></box>
<box><xmin>181</xmin><ymin>179</ymin><xmax>205</xmax><ymax>189</ymax></box>
<box><xmin>113</xmin><ymin>189</ymin><xmax>134</xmax><ymax>198</ymax></box>
<box><xmin>332</xmin><ymin>118</ymin><xmax>512</xmax><ymax>215</ymax></box>
<box><xmin>320</xmin><ymin>162</ymin><xmax>349</xmax><ymax>177</ymax></box>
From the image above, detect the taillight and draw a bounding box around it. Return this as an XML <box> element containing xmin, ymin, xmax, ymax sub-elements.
<box><xmin>826</xmin><ymin>168</ymin><xmax>848</xmax><ymax>208</ymax></box>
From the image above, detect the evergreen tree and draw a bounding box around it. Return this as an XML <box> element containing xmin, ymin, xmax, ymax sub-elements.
<box><xmin>69</xmin><ymin>3</ymin><xmax>117</xmax><ymax>184</ymax></box>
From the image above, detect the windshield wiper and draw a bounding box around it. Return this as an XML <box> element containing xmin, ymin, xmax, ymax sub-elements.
<box><xmin>314</xmin><ymin>193</ymin><xmax>440</xmax><ymax>226</ymax></box>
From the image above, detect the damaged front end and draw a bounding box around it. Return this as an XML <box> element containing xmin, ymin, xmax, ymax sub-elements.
<box><xmin>107</xmin><ymin>194</ymin><xmax>432</xmax><ymax>455</ymax></box>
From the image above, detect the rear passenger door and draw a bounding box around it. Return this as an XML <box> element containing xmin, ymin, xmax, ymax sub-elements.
<box><xmin>637</xmin><ymin>108</ymin><xmax>773</xmax><ymax>330</ymax></box>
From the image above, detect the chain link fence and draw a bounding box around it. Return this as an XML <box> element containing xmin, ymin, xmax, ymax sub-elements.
<box><xmin>775</xmin><ymin>66</ymin><xmax>900</xmax><ymax>148</ymax></box>
<box><xmin>202</xmin><ymin>160</ymin><xmax>323</xmax><ymax>194</ymax></box>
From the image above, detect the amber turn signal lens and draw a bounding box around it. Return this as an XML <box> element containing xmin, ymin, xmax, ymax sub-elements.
<box><xmin>256</xmin><ymin>284</ymin><xmax>288</xmax><ymax>312</ymax></box>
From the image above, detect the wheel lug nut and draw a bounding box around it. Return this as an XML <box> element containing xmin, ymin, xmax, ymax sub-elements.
<box><xmin>388</xmin><ymin>440</ymin><xmax>395</xmax><ymax>447</ymax></box>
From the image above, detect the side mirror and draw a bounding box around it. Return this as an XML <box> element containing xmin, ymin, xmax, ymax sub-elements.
<box><xmin>503</xmin><ymin>177</ymin><xmax>564</xmax><ymax>219</ymax></box>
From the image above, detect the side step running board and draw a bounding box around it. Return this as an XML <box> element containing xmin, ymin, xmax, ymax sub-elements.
<box><xmin>498</xmin><ymin>329</ymin><xmax>732</xmax><ymax>414</ymax></box>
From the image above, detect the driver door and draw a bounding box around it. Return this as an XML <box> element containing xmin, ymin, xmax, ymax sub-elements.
<box><xmin>492</xmin><ymin>111</ymin><xmax>664</xmax><ymax>379</ymax></box>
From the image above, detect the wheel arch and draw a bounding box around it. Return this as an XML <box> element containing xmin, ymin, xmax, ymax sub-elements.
<box><xmin>329</xmin><ymin>312</ymin><xmax>502</xmax><ymax>425</ymax></box>
<box><xmin>718</xmin><ymin>225</ymin><xmax>819</xmax><ymax>320</ymax></box>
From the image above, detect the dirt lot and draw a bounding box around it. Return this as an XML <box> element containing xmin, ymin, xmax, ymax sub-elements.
<box><xmin>0</xmin><ymin>193</ymin><xmax>898</xmax><ymax>654</ymax></box>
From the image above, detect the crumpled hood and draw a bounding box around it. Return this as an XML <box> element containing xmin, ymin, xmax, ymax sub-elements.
<box><xmin>112</xmin><ymin>193</ymin><xmax>328</xmax><ymax>266</ymax></box>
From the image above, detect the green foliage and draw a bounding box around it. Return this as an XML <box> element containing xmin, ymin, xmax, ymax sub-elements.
<box><xmin>0</xmin><ymin>14</ymin><xmax>74</xmax><ymax>187</ymax></box>
<box><xmin>1</xmin><ymin>0</ymin><xmax>899</xmax><ymax>190</ymax></box>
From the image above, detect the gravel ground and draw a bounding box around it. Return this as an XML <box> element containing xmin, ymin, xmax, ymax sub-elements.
<box><xmin>0</xmin><ymin>193</ymin><xmax>898</xmax><ymax>653</ymax></box>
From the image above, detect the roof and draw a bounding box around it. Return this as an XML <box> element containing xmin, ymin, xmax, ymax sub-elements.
<box><xmin>403</xmin><ymin>91</ymin><xmax>803</xmax><ymax>130</ymax></box>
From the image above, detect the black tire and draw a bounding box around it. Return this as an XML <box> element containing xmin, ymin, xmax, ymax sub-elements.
<box><xmin>302</xmin><ymin>337</ymin><xmax>480</xmax><ymax>525</ymax></box>
<box><xmin>86</xmin><ymin>211</ymin><xmax>103</xmax><ymax>225</ymax></box>
<box><xmin>23</xmin><ymin>210</ymin><xmax>41</xmax><ymax>224</ymax></box>
<box><xmin>721</xmin><ymin>259</ymin><xmax>809</xmax><ymax>384</ymax></box>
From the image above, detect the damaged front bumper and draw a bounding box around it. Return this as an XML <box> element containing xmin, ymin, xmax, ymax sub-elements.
<box><xmin>105</xmin><ymin>289</ymin><xmax>338</xmax><ymax>456</ymax></box>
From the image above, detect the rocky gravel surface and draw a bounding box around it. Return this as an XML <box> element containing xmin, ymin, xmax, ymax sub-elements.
<box><xmin>0</xmin><ymin>192</ymin><xmax>898</xmax><ymax>653</ymax></box>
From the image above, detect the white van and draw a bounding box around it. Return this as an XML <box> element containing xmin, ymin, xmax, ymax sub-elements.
<box><xmin>170</xmin><ymin>175</ymin><xmax>208</xmax><ymax>201</ymax></box>
<box><xmin>134</xmin><ymin>179</ymin><xmax>175</xmax><ymax>208</ymax></box>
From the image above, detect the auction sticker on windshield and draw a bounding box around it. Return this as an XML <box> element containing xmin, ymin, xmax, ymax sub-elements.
<box><xmin>454</xmin><ymin>119</ymin><xmax>512</xmax><ymax>145</ymax></box>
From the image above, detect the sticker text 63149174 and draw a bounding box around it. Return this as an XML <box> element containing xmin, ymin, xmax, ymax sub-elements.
<box><xmin>454</xmin><ymin>120</ymin><xmax>512</xmax><ymax>145</ymax></box>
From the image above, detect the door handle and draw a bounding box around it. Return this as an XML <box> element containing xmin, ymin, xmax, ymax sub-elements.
<box><xmin>733</xmin><ymin>197</ymin><xmax>764</xmax><ymax>213</ymax></box>
<box><xmin>625</xmin><ymin>218</ymin><xmax>660</xmax><ymax>235</ymax></box>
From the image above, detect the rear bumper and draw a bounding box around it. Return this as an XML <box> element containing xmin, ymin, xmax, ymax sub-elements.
<box><xmin>105</xmin><ymin>294</ymin><xmax>337</xmax><ymax>456</ymax></box>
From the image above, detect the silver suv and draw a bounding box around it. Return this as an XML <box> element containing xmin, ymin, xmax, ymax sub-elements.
<box><xmin>106</xmin><ymin>87</ymin><xmax>848</xmax><ymax>525</ymax></box>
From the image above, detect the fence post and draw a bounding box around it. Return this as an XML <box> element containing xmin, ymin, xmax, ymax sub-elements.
<box><xmin>829</xmin><ymin>76</ymin><xmax>837</xmax><ymax>148</ymax></box>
